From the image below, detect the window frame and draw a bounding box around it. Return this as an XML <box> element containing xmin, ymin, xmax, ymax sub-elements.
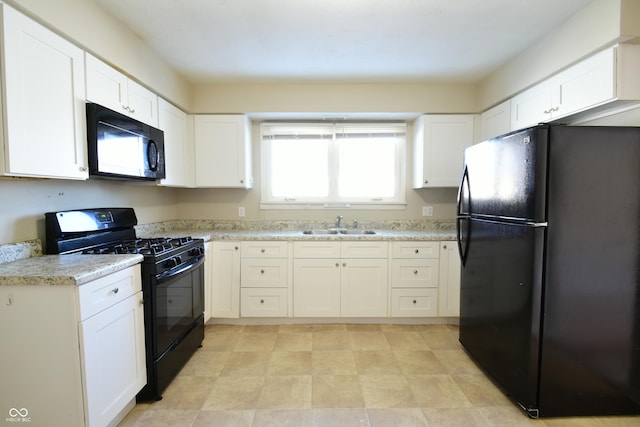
<box><xmin>260</xmin><ymin>121</ymin><xmax>407</xmax><ymax>210</ymax></box>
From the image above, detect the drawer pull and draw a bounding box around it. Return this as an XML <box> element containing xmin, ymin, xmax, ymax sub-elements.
<box><xmin>335</xmin><ymin>263</ymin><xmax>339</xmax><ymax>267</ymax></box>
<box><xmin>415</xmin><ymin>249</ymin><xmax>419</xmax><ymax>254</ymax></box>
<box><xmin>342</xmin><ymin>262</ymin><xmax>346</xmax><ymax>267</ymax></box>
<box><xmin>414</xmin><ymin>270</ymin><xmax>418</xmax><ymax>275</ymax></box>
<box><xmin>413</xmin><ymin>300</ymin><xmax>417</xmax><ymax>304</ymax></box>
<box><xmin>260</xmin><ymin>269</ymin><xmax>265</xmax><ymax>274</ymax></box>
<box><xmin>261</xmin><ymin>249</ymin><xmax>266</xmax><ymax>253</ymax></box>
<box><xmin>260</xmin><ymin>299</ymin><xmax>265</xmax><ymax>304</ymax></box>
<box><xmin>112</xmin><ymin>287</ymin><xmax>119</xmax><ymax>294</ymax></box>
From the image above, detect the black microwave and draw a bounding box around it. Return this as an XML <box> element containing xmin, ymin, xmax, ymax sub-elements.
<box><xmin>86</xmin><ymin>103</ymin><xmax>165</xmax><ymax>180</ymax></box>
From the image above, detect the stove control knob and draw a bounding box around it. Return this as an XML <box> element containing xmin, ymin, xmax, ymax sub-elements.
<box><xmin>164</xmin><ymin>257</ymin><xmax>179</xmax><ymax>269</ymax></box>
<box><xmin>189</xmin><ymin>247</ymin><xmax>204</xmax><ymax>256</ymax></box>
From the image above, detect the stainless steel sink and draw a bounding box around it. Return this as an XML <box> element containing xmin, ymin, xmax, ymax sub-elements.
<box><xmin>302</xmin><ymin>229</ymin><xmax>339</xmax><ymax>235</ymax></box>
<box><xmin>339</xmin><ymin>229</ymin><xmax>376</xmax><ymax>235</ymax></box>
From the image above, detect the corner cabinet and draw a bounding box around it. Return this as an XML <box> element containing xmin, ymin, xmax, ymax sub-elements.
<box><xmin>412</xmin><ymin>114</ymin><xmax>474</xmax><ymax>188</ymax></box>
<box><xmin>0</xmin><ymin>265</ymin><xmax>145</xmax><ymax>427</ymax></box>
<box><xmin>85</xmin><ymin>53</ymin><xmax>159</xmax><ymax>127</ymax></box>
<box><xmin>194</xmin><ymin>115</ymin><xmax>253</xmax><ymax>188</ymax></box>
<box><xmin>0</xmin><ymin>4</ymin><xmax>88</xmax><ymax>180</ymax></box>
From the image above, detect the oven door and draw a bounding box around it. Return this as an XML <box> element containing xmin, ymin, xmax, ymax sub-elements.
<box><xmin>152</xmin><ymin>255</ymin><xmax>204</xmax><ymax>357</ymax></box>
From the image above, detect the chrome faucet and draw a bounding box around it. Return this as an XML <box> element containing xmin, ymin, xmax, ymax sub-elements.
<box><xmin>335</xmin><ymin>215</ymin><xmax>344</xmax><ymax>228</ymax></box>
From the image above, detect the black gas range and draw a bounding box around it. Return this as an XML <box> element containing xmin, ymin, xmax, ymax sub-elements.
<box><xmin>45</xmin><ymin>208</ymin><xmax>205</xmax><ymax>401</ymax></box>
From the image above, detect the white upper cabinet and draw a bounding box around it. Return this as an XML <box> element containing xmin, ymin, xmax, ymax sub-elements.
<box><xmin>511</xmin><ymin>45</ymin><xmax>640</xmax><ymax>130</ymax></box>
<box><xmin>479</xmin><ymin>99</ymin><xmax>511</xmax><ymax>142</ymax></box>
<box><xmin>85</xmin><ymin>53</ymin><xmax>159</xmax><ymax>127</ymax></box>
<box><xmin>194</xmin><ymin>115</ymin><xmax>253</xmax><ymax>188</ymax></box>
<box><xmin>412</xmin><ymin>114</ymin><xmax>474</xmax><ymax>188</ymax></box>
<box><xmin>0</xmin><ymin>4</ymin><xmax>88</xmax><ymax>180</ymax></box>
<box><xmin>158</xmin><ymin>99</ymin><xmax>195</xmax><ymax>187</ymax></box>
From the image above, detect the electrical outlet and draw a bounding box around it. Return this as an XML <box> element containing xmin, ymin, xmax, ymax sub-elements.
<box><xmin>422</xmin><ymin>206</ymin><xmax>433</xmax><ymax>217</ymax></box>
<box><xmin>238</xmin><ymin>207</ymin><xmax>245</xmax><ymax>217</ymax></box>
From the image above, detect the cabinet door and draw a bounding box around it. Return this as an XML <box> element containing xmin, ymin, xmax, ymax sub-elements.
<box><xmin>126</xmin><ymin>80</ymin><xmax>159</xmax><ymax>127</ymax></box>
<box><xmin>85</xmin><ymin>53</ymin><xmax>129</xmax><ymax>115</ymax></box>
<box><xmin>79</xmin><ymin>292</ymin><xmax>146</xmax><ymax>427</ymax></box>
<box><xmin>552</xmin><ymin>47</ymin><xmax>615</xmax><ymax>119</ymax></box>
<box><xmin>293</xmin><ymin>259</ymin><xmax>341</xmax><ymax>317</ymax></box>
<box><xmin>194</xmin><ymin>115</ymin><xmax>252</xmax><ymax>188</ymax></box>
<box><xmin>480</xmin><ymin>99</ymin><xmax>511</xmax><ymax>141</ymax></box>
<box><xmin>209</xmin><ymin>242</ymin><xmax>240</xmax><ymax>318</ymax></box>
<box><xmin>413</xmin><ymin>115</ymin><xmax>474</xmax><ymax>188</ymax></box>
<box><xmin>341</xmin><ymin>259</ymin><xmax>388</xmax><ymax>317</ymax></box>
<box><xmin>85</xmin><ymin>54</ymin><xmax>159</xmax><ymax>127</ymax></box>
<box><xmin>510</xmin><ymin>82</ymin><xmax>553</xmax><ymax>131</ymax></box>
<box><xmin>438</xmin><ymin>242</ymin><xmax>461</xmax><ymax>317</ymax></box>
<box><xmin>158</xmin><ymin>98</ymin><xmax>195</xmax><ymax>187</ymax></box>
<box><xmin>2</xmin><ymin>4</ymin><xmax>87</xmax><ymax>179</ymax></box>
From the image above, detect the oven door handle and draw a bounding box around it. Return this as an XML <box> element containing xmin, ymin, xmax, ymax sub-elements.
<box><xmin>155</xmin><ymin>254</ymin><xmax>205</xmax><ymax>283</ymax></box>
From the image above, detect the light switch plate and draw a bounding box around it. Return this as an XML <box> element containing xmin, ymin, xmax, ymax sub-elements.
<box><xmin>422</xmin><ymin>206</ymin><xmax>433</xmax><ymax>217</ymax></box>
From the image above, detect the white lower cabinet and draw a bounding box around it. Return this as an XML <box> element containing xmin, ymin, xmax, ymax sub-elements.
<box><xmin>0</xmin><ymin>265</ymin><xmax>145</xmax><ymax>427</ymax></box>
<box><xmin>207</xmin><ymin>238</ymin><xmax>460</xmax><ymax>321</ymax></box>
<box><xmin>390</xmin><ymin>242</ymin><xmax>440</xmax><ymax>317</ymax></box>
<box><xmin>438</xmin><ymin>241</ymin><xmax>461</xmax><ymax>317</ymax></box>
<box><xmin>240</xmin><ymin>241</ymin><xmax>289</xmax><ymax>317</ymax></box>
<box><xmin>293</xmin><ymin>241</ymin><xmax>388</xmax><ymax>317</ymax></box>
<box><xmin>208</xmin><ymin>241</ymin><xmax>240</xmax><ymax>319</ymax></box>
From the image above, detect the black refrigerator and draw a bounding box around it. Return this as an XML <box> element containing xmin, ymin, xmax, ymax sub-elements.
<box><xmin>457</xmin><ymin>124</ymin><xmax>640</xmax><ymax>418</ymax></box>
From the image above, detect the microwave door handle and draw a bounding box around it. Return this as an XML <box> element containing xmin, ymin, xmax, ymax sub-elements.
<box><xmin>147</xmin><ymin>140</ymin><xmax>159</xmax><ymax>171</ymax></box>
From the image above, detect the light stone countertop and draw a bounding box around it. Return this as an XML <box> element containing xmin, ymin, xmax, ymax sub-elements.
<box><xmin>139</xmin><ymin>229</ymin><xmax>457</xmax><ymax>242</ymax></box>
<box><xmin>0</xmin><ymin>254</ymin><xmax>143</xmax><ymax>286</ymax></box>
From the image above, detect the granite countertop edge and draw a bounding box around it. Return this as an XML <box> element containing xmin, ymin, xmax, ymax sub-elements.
<box><xmin>0</xmin><ymin>254</ymin><xmax>143</xmax><ymax>287</ymax></box>
<box><xmin>140</xmin><ymin>229</ymin><xmax>457</xmax><ymax>242</ymax></box>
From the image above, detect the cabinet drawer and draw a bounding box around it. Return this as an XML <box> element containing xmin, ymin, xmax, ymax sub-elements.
<box><xmin>391</xmin><ymin>242</ymin><xmax>439</xmax><ymax>259</ymax></box>
<box><xmin>294</xmin><ymin>241</ymin><xmax>341</xmax><ymax>258</ymax></box>
<box><xmin>391</xmin><ymin>288</ymin><xmax>438</xmax><ymax>317</ymax></box>
<box><xmin>241</xmin><ymin>241</ymin><xmax>288</xmax><ymax>258</ymax></box>
<box><xmin>241</xmin><ymin>288</ymin><xmax>287</xmax><ymax>317</ymax></box>
<box><xmin>241</xmin><ymin>259</ymin><xmax>288</xmax><ymax>287</ymax></box>
<box><xmin>78</xmin><ymin>265</ymin><xmax>141</xmax><ymax>320</ymax></box>
<box><xmin>391</xmin><ymin>259</ymin><xmax>439</xmax><ymax>288</ymax></box>
<box><xmin>341</xmin><ymin>241</ymin><xmax>388</xmax><ymax>259</ymax></box>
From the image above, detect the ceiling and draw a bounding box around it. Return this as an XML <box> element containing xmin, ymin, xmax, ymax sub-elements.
<box><xmin>94</xmin><ymin>0</ymin><xmax>594</xmax><ymax>84</ymax></box>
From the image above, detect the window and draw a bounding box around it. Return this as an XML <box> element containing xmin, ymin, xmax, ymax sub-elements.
<box><xmin>261</xmin><ymin>122</ymin><xmax>406</xmax><ymax>209</ymax></box>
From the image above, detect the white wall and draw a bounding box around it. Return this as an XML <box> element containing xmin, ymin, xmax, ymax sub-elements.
<box><xmin>176</xmin><ymin>122</ymin><xmax>458</xmax><ymax>223</ymax></box>
<box><xmin>191</xmin><ymin>82</ymin><xmax>479</xmax><ymax>114</ymax></box>
<box><xmin>0</xmin><ymin>178</ymin><xmax>178</xmax><ymax>245</ymax></box>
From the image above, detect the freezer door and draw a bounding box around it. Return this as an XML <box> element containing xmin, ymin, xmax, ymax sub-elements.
<box><xmin>459</xmin><ymin>218</ymin><xmax>545</xmax><ymax>415</ymax></box>
<box><xmin>458</xmin><ymin>125</ymin><xmax>548</xmax><ymax>222</ymax></box>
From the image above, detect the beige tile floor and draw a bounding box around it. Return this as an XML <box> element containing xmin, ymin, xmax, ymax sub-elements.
<box><xmin>118</xmin><ymin>323</ymin><xmax>640</xmax><ymax>427</ymax></box>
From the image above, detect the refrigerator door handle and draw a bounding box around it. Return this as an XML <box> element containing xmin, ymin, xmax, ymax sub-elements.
<box><xmin>456</xmin><ymin>217</ymin><xmax>470</xmax><ymax>266</ymax></box>
<box><xmin>457</xmin><ymin>165</ymin><xmax>470</xmax><ymax>216</ymax></box>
